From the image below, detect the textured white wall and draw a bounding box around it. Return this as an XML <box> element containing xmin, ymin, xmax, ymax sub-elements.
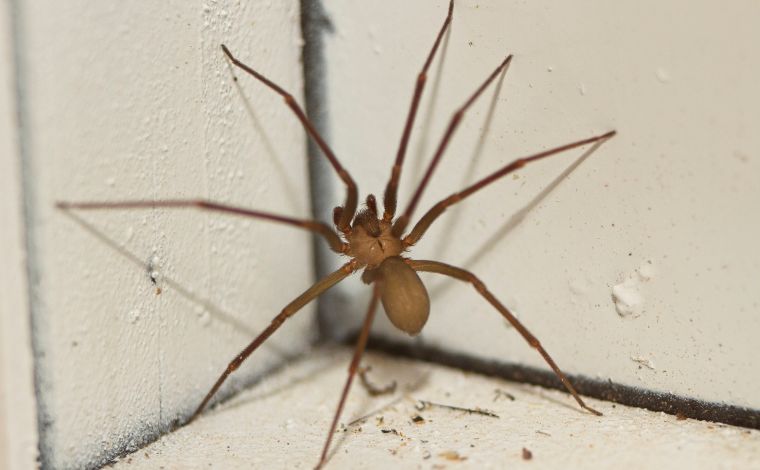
<box><xmin>8</xmin><ymin>1</ymin><xmax>760</xmax><ymax>467</ymax></box>
<box><xmin>322</xmin><ymin>0</ymin><xmax>760</xmax><ymax>409</ymax></box>
<box><xmin>1</xmin><ymin>3</ymin><xmax>37</xmax><ymax>469</ymax></box>
<box><xmin>18</xmin><ymin>1</ymin><xmax>312</xmax><ymax>468</ymax></box>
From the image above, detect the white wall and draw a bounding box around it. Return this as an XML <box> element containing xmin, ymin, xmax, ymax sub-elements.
<box><xmin>10</xmin><ymin>1</ymin><xmax>313</xmax><ymax>468</ymax></box>
<box><xmin>5</xmin><ymin>1</ymin><xmax>760</xmax><ymax>467</ymax></box>
<box><xmin>322</xmin><ymin>0</ymin><xmax>760</xmax><ymax>409</ymax></box>
<box><xmin>1</xmin><ymin>3</ymin><xmax>37</xmax><ymax>469</ymax></box>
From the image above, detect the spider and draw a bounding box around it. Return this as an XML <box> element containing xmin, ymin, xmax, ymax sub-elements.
<box><xmin>57</xmin><ymin>1</ymin><xmax>615</xmax><ymax>467</ymax></box>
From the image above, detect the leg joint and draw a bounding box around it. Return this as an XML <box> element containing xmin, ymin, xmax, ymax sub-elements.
<box><xmin>227</xmin><ymin>357</ymin><xmax>242</xmax><ymax>373</ymax></box>
<box><xmin>468</xmin><ymin>276</ymin><xmax>486</xmax><ymax>292</ymax></box>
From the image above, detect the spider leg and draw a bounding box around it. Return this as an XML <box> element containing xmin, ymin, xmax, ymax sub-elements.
<box><xmin>221</xmin><ymin>45</ymin><xmax>358</xmax><ymax>232</ymax></box>
<box><xmin>392</xmin><ymin>54</ymin><xmax>514</xmax><ymax>236</ymax></box>
<box><xmin>188</xmin><ymin>261</ymin><xmax>358</xmax><ymax>424</ymax></box>
<box><xmin>403</xmin><ymin>131</ymin><xmax>616</xmax><ymax>246</ymax></box>
<box><xmin>408</xmin><ymin>259</ymin><xmax>603</xmax><ymax>416</ymax></box>
<box><xmin>56</xmin><ymin>199</ymin><xmax>347</xmax><ymax>253</ymax></box>
<box><xmin>316</xmin><ymin>285</ymin><xmax>380</xmax><ymax>469</ymax></box>
<box><xmin>382</xmin><ymin>0</ymin><xmax>454</xmax><ymax>222</ymax></box>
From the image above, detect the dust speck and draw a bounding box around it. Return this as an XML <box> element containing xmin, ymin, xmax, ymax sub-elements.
<box><xmin>439</xmin><ymin>450</ymin><xmax>467</xmax><ymax>461</ymax></box>
<box><xmin>127</xmin><ymin>309</ymin><xmax>140</xmax><ymax>324</ymax></box>
<box><xmin>655</xmin><ymin>67</ymin><xmax>671</xmax><ymax>83</ymax></box>
<box><xmin>630</xmin><ymin>355</ymin><xmax>656</xmax><ymax>370</ymax></box>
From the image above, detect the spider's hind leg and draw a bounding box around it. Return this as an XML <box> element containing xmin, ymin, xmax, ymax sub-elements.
<box><xmin>409</xmin><ymin>259</ymin><xmax>603</xmax><ymax>416</ymax></box>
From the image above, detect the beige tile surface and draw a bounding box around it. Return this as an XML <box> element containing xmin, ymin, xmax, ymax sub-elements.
<box><xmin>113</xmin><ymin>347</ymin><xmax>760</xmax><ymax>469</ymax></box>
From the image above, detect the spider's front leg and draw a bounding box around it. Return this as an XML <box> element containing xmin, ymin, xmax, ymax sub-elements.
<box><xmin>189</xmin><ymin>261</ymin><xmax>357</xmax><ymax>423</ymax></box>
<box><xmin>220</xmin><ymin>45</ymin><xmax>358</xmax><ymax>232</ymax></box>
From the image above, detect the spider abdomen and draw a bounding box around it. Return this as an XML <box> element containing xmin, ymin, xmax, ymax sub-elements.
<box><xmin>376</xmin><ymin>256</ymin><xmax>430</xmax><ymax>336</ymax></box>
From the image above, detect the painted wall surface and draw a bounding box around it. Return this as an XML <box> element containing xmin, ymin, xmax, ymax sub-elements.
<box><xmin>1</xmin><ymin>3</ymin><xmax>38</xmax><ymax>469</ymax></box>
<box><xmin>8</xmin><ymin>1</ymin><xmax>760</xmax><ymax>466</ymax></box>
<box><xmin>19</xmin><ymin>1</ymin><xmax>312</xmax><ymax>468</ymax></box>
<box><xmin>321</xmin><ymin>1</ymin><xmax>760</xmax><ymax>409</ymax></box>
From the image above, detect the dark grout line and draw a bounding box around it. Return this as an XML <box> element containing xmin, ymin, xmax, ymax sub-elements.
<box><xmin>7</xmin><ymin>0</ymin><xmax>55</xmax><ymax>467</ymax></box>
<box><xmin>357</xmin><ymin>334</ymin><xmax>760</xmax><ymax>431</ymax></box>
<box><xmin>300</xmin><ymin>0</ymin><xmax>334</xmax><ymax>341</ymax></box>
<box><xmin>300</xmin><ymin>0</ymin><xmax>359</xmax><ymax>343</ymax></box>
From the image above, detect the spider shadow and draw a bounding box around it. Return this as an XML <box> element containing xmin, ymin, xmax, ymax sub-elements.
<box><xmin>408</xmin><ymin>15</ymin><xmax>453</xmax><ymax>184</ymax></box>
<box><xmin>515</xmin><ymin>382</ymin><xmax>594</xmax><ymax>415</ymax></box>
<box><xmin>428</xmin><ymin>138</ymin><xmax>608</xmax><ymax>298</ymax></box>
<box><xmin>221</xmin><ymin>52</ymin><xmax>305</xmax><ymax>214</ymax></box>
<box><xmin>211</xmin><ymin>347</ymin><xmax>347</xmax><ymax>416</ymax></box>
<box><xmin>58</xmin><ymin>208</ymin><xmax>292</xmax><ymax>359</ymax></box>
<box><xmin>430</xmin><ymin>56</ymin><xmax>511</xmax><ymax>257</ymax></box>
<box><xmin>327</xmin><ymin>360</ymin><xmax>432</xmax><ymax>463</ymax></box>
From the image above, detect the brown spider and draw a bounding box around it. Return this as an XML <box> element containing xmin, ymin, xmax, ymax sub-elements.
<box><xmin>57</xmin><ymin>1</ymin><xmax>615</xmax><ymax>467</ymax></box>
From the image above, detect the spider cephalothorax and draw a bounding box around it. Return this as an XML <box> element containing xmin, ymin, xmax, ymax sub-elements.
<box><xmin>343</xmin><ymin>195</ymin><xmax>405</xmax><ymax>268</ymax></box>
<box><xmin>342</xmin><ymin>194</ymin><xmax>431</xmax><ymax>335</ymax></box>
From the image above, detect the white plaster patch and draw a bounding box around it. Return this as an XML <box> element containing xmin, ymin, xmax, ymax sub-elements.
<box><xmin>612</xmin><ymin>260</ymin><xmax>656</xmax><ymax>318</ymax></box>
<box><xmin>612</xmin><ymin>277</ymin><xmax>643</xmax><ymax>317</ymax></box>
